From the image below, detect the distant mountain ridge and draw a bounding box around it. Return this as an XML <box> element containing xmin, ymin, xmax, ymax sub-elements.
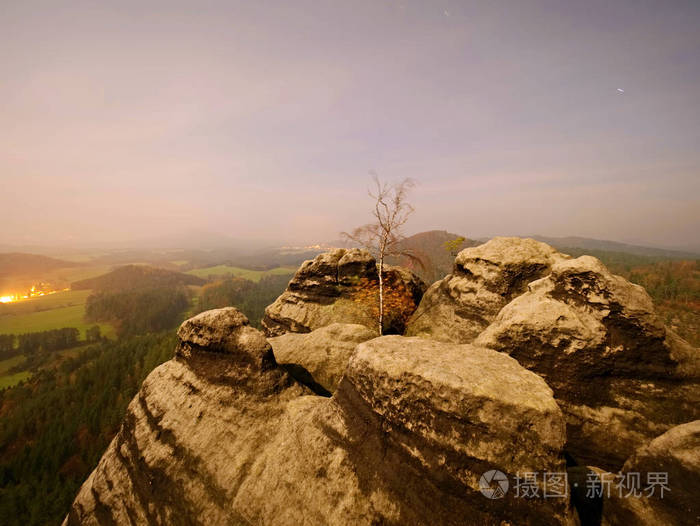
<box><xmin>0</xmin><ymin>253</ymin><xmax>78</xmax><ymax>278</ymax></box>
<box><xmin>528</xmin><ymin>235</ymin><xmax>700</xmax><ymax>259</ymax></box>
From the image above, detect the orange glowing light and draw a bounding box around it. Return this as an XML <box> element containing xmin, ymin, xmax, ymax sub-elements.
<box><xmin>0</xmin><ymin>287</ymin><xmax>68</xmax><ymax>304</ymax></box>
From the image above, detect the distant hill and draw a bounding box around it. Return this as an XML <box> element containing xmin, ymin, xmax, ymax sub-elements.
<box><xmin>0</xmin><ymin>253</ymin><xmax>77</xmax><ymax>278</ymax></box>
<box><xmin>229</xmin><ymin>247</ymin><xmax>334</xmax><ymax>270</ymax></box>
<box><xmin>388</xmin><ymin>230</ymin><xmax>479</xmax><ymax>284</ymax></box>
<box><xmin>71</xmin><ymin>265</ymin><xmax>205</xmax><ymax>292</ymax></box>
<box><xmin>530</xmin><ymin>236</ymin><xmax>699</xmax><ymax>260</ymax></box>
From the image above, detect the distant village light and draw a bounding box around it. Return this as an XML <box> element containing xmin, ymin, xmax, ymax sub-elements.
<box><xmin>0</xmin><ymin>286</ymin><xmax>69</xmax><ymax>304</ymax></box>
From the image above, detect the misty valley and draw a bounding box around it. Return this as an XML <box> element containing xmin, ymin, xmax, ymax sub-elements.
<box><xmin>2</xmin><ymin>1</ymin><xmax>699</xmax><ymax>525</ymax></box>
<box><xmin>0</xmin><ymin>232</ymin><xmax>698</xmax><ymax>525</ymax></box>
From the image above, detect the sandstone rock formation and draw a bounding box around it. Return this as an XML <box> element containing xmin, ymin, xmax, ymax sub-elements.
<box><xmin>573</xmin><ymin>420</ymin><xmax>700</xmax><ymax>525</ymax></box>
<box><xmin>339</xmin><ymin>336</ymin><xmax>573</xmax><ymax>526</ymax></box>
<box><xmin>65</xmin><ymin>309</ymin><xmax>577</xmax><ymax>526</ymax></box>
<box><xmin>600</xmin><ymin>419</ymin><xmax>700</xmax><ymax>525</ymax></box>
<box><xmin>262</xmin><ymin>248</ymin><xmax>426</xmax><ymax>337</ymax></box>
<box><xmin>269</xmin><ymin>322</ymin><xmax>376</xmax><ymax>394</ymax></box>
<box><xmin>475</xmin><ymin>255</ymin><xmax>700</xmax><ymax>470</ymax></box>
<box><xmin>66</xmin><ymin>239</ymin><xmax>700</xmax><ymax>525</ymax></box>
<box><xmin>405</xmin><ymin>237</ymin><xmax>568</xmax><ymax>342</ymax></box>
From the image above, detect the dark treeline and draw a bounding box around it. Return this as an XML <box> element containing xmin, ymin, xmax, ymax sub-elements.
<box><xmin>0</xmin><ymin>334</ymin><xmax>15</xmax><ymax>355</ymax></box>
<box><xmin>0</xmin><ymin>327</ymin><xmax>101</xmax><ymax>361</ymax></box>
<box><xmin>17</xmin><ymin>328</ymin><xmax>79</xmax><ymax>353</ymax></box>
<box><xmin>86</xmin><ymin>286</ymin><xmax>189</xmax><ymax>337</ymax></box>
<box><xmin>0</xmin><ymin>332</ymin><xmax>176</xmax><ymax>526</ymax></box>
<box><xmin>196</xmin><ymin>273</ymin><xmax>292</xmax><ymax>327</ymax></box>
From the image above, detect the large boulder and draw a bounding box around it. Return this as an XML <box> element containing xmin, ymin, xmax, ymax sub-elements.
<box><xmin>262</xmin><ymin>248</ymin><xmax>426</xmax><ymax>337</ymax></box>
<box><xmin>575</xmin><ymin>421</ymin><xmax>700</xmax><ymax>525</ymax></box>
<box><xmin>604</xmin><ymin>419</ymin><xmax>700</xmax><ymax>525</ymax></box>
<box><xmin>336</xmin><ymin>336</ymin><xmax>574</xmax><ymax>526</ymax></box>
<box><xmin>269</xmin><ymin>322</ymin><xmax>376</xmax><ymax>394</ymax></box>
<box><xmin>65</xmin><ymin>310</ymin><xmax>577</xmax><ymax>526</ymax></box>
<box><xmin>405</xmin><ymin>237</ymin><xmax>568</xmax><ymax>342</ymax></box>
<box><xmin>475</xmin><ymin>255</ymin><xmax>700</xmax><ymax>470</ymax></box>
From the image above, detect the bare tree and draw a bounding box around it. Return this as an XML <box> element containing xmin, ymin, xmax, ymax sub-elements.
<box><xmin>342</xmin><ymin>176</ymin><xmax>421</xmax><ymax>335</ymax></box>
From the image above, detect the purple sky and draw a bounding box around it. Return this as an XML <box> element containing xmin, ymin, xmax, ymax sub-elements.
<box><xmin>2</xmin><ymin>1</ymin><xmax>699</xmax><ymax>249</ymax></box>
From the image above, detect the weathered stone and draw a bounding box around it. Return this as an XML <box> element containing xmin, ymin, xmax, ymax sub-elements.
<box><xmin>269</xmin><ymin>323</ymin><xmax>376</xmax><ymax>393</ymax></box>
<box><xmin>405</xmin><ymin>237</ymin><xmax>568</xmax><ymax>342</ymax></box>
<box><xmin>176</xmin><ymin>307</ymin><xmax>275</xmax><ymax>369</ymax></box>
<box><xmin>262</xmin><ymin>248</ymin><xmax>426</xmax><ymax>337</ymax></box>
<box><xmin>475</xmin><ymin>255</ymin><xmax>700</xmax><ymax>470</ymax></box>
<box><xmin>65</xmin><ymin>312</ymin><xmax>576</xmax><ymax>526</ymax></box>
<box><xmin>338</xmin><ymin>336</ymin><xmax>568</xmax><ymax>486</ymax></box>
<box><xmin>573</xmin><ymin>421</ymin><xmax>700</xmax><ymax>525</ymax></box>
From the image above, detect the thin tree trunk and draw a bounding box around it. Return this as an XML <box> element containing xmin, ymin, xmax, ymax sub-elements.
<box><xmin>378</xmin><ymin>252</ymin><xmax>384</xmax><ymax>336</ymax></box>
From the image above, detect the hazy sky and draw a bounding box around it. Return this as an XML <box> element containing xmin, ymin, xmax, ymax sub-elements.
<box><xmin>2</xmin><ymin>0</ymin><xmax>699</xmax><ymax>249</ymax></box>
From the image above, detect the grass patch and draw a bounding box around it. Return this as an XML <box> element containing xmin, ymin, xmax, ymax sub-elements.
<box><xmin>0</xmin><ymin>354</ymin><xmax>25</xmax><ymax>375</ymax></box>
<box><xmin>54</xmin><ymin>347</ymin><xmax>86</xmax><ymax>360</ymax></box>
<box><xmin>0</xmin><ymin>371</ymin><xmax>32</xmax><ymax>390</ymax></box>
<box><xmin>186</xmin><ymin>265</ymin><xmax>294</xmax><ymax>282</ymax></box>
<box><xmin>0</xmin><ymin>289</ymin><xmax>92</xmax><ymax>315</ymax></box>
<box><xmin>0</xmin><ymin>296</ymin><xmax>115</xmax><ymax>339</ymax></box>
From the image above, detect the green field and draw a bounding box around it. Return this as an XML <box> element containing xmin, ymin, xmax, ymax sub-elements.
<box><xmin>1</xmin><ymin>289</ymin><xmax>92</xmax><ymax>315</ymax></box>
<box><xmin>0</xmin><ymin>354</ymin><xmax>32</xmax><ymax>390</ymax></box>
<box><xmin>0</xmin><ymin>354</ymin><xmax>25</xmax><ymax>375</ymax></box>
<box><xmin>0</xmin><ymin>345</ymin><xmax>96</xmax><ymax>390</ymax></box>
<box><xmin>0</xmin><ymin>289</ymin><xmax>115</xmax><ymax>339</ymax></box>
<box><xmin>186</xmin><ymin>265</ymin><xmax>294</xmax><ymax>282</ymax></box>
<box><xmin>0</xmin><ymin>371</ymin><xmax>32</xmax><ymax>389</ymax></box>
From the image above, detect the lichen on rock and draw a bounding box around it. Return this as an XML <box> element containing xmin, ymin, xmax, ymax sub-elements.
<box><xmin>262</xmin><ymin>248</ymin><xmax>426</xmax><ymax>337</ymax></box>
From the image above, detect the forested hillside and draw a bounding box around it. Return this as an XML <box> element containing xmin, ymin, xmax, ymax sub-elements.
<box><xmin>196</xmin><ymin>273</ymin><xmax>292</xmax><ymax>327</ymax></box>
<box><xmin>0</xmin><ymin>333</ymin><xmax>175</xmax><ymax>525</ymax></box>
<box><xmin>0</xmin><ymin>259</ymin><xmax>295</xmax><ymax>525</ymax></box>
<box><xmin>0</xmin><ymin>244</ymin><xmax>697</xmax><ymax>525</ymax></box>
<box><xmin>388</xmin><ymin>230</ymin><xmax>477</xmax><ymax>283</ymax></box>
<box><xmin>71</xmin><ymin>264</ymin><xmax>204</xmax><ymax>291</ymax></box>
<box><xmin>85</xmin><ymin>287</ymin><xmax>190</xmax><ymax>337</ymax></box>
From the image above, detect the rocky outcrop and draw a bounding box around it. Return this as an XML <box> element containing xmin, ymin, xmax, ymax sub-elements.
<box><xmin>262</xmin><ymin>248</ymin><xmax>426</xmax><ymax>337</ymax></box>
<box><xmin>64</xmin><ymin>308</ymin><xmax>308</xmax><ymax>526</ymax></box>
<box><xmin>573</xmin><ymin>421</ymin><xmax>700</xmax><ymax>525</ymax></box>
<box><xmin>269</xmin><ymin>323</ymin><xmax>376</xmax><ymax>394</ymax></box>
<box><xmin>65</xmin><ymin>308</ymin><xmax>577</xmax><ymax>526</ymax></box>
<box><xmin>599</xmin><ymin>420</ymin><xmax>700</xmax><ymax>525</ymax></box>
<box><xmin>405</xmin><ymin>237</ymin><xmax>568</xmax><ymax>342</ymax></box>
<box><xmin>404</xmin><ymin>237</ymin><xmax>699</xmax><ymax>471</ymax></box>
<box><xmin>65</xmin><ymin>239</ymin><xmax>700</xmax><ymax>525</ymax></box>
<box><xmin>336</xmin><ymin>336</ymin><xmax>574</xmax><ymax>526</ymax></box>
<box><xmin>475</xmin><ymin>255</ymin><xmax>700</xmax><ymax>470</ymax></box>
